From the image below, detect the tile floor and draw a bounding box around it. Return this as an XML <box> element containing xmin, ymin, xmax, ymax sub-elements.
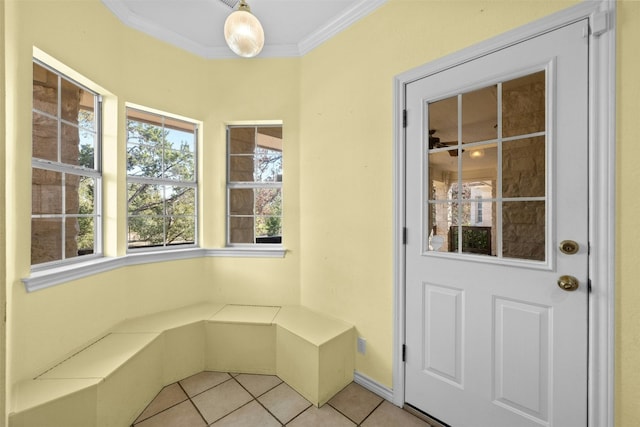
<box><xmin>132</xmin><ymin>371</ymin><xmax>434</xmax><ymax>426</ymax></box>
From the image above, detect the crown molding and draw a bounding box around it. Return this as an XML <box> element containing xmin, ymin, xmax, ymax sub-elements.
<box><xmin>297</xmin><ymin>0</ymin><xmax>387</xmax><ymax>56</ymax></box>
<box><xmin>101</xmin><ymin>0</ymin><xmax>237</xmax><ymax>59</ymax></box>
<box><xmin>101</xmin><ymin>0</ymin><xmax>387</xmax><ymax>59</ymax></box>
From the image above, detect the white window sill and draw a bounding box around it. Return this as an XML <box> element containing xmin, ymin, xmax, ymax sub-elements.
<box><xmin>205</xmin><ymin>247</ymin><xmax>286</xmax><ymax>258</ymax></box>
<box><xmin>23</xmin><ymin>247</ymin><xmax>286</xmax><ymax>292</ymax></box>
<box><xmin>24</xmin><ymin>257</ymin><xmax>127</xmax><ymax>293</ymax></box>
<box><xmin>126</xmin><ymin>247</ymin><xmax>206</xmax><ymax>265</ymax></box>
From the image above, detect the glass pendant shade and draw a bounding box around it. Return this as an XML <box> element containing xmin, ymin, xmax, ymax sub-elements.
<box><xmin>224</xmin><ymin>1</ymin><xmax>264</xmax><ymax>58</ymax></box>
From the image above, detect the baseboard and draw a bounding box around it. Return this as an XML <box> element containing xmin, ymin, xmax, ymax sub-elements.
<box><xmin>353</xmin><ymin>370</ymin><xmax>394</xmax><ymax>402</ymax></box>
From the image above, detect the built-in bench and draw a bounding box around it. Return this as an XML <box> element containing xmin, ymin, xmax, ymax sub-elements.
<box><xmin>9</xmin><ymin>303</ymin><xmax>355</xmax><ymax>427</ymax></box>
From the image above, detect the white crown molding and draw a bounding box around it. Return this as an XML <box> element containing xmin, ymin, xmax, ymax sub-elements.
<box><xmin>101</xmin><ymin>0</ymin><xmax>387</xmax><ymax>59</ymax></box>
<box><xmin>297</xmin><ymin>0</ymin><xmax>388</xmax><ymax>56</ymax></box>
<box><xmin>258</xmin><ymin>44</ymin><xmax>302</xmax><ymax>58</ymax></box>
<box><xmin>101</xmin><ymin>0</ymin><xmax>238</xmax><ymax>59</ymax></box>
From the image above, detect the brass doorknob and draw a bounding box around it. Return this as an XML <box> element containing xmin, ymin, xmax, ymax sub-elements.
<box><xmin>557</xmin><ymin>275</ymin><xmax>579</xmax><ymax>291</ymax></box>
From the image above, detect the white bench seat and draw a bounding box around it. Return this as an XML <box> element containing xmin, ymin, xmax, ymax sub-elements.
<box><xmin>9</xmin><ymin>303</ymin><xmax>355</xmax><ymax>427</ymax></box>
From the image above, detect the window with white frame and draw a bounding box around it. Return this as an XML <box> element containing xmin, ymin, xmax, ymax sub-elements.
<box><xmin>31</xmin><ymin>61</ymin><xmax>102</xmax><ymax>267</ymax></box>
<box><xmin>126</xmin><ymin>108</ymin><xmax>198</xmax><ymax>250</ymax></box>
<box><xmin>227</xmin><ymin>125</ymin><xmax>283</xmax><ymax>245</ymax></box>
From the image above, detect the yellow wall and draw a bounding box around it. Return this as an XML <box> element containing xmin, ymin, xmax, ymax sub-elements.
<box><xmin>299</xmin><ymin>0</ymin><xmax>580</xmax><ymax>389</ymax></box>
<box><xmin>4</xmin><ymin>0</ymin><xmax>301</xmax><ymax>390</ymax></box>
<box><xmin>4</xmin><ymin>0</ymin><xmax>640</xmax><ymax>425</ymax></box>
<box><xmin>1</xmin><ymin>0</ymin><xmax>7</xmax><ymax>421</ymax></box>
<box><xmin>298</xmin><ymin>1</ymin><xmax>640</xmax><ymax>424</ymax></box>
<box><xmin>616</xmin><ymin>2</ymin><xmax>640</xmax><ymax>425</ymax></box>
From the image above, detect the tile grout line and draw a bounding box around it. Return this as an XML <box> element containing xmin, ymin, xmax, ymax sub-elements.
<box><xmin>131</xmin><ymin>373</ymin><xmax>257</xmax><ymax>426</ymax></box>
<box><xmin>185</xmin><ymin>375</ymin><xmax>235</xmax><ymax>400</ymax></box>
<box><xmin>186</xmin><ymin>374</ymin><xmax>266</xmax><ymax>425</ymax></box>
<box><xmin>134</xmin><ymin>372</ymin><xmax>412</xmax><ymax>427</ymax></box>
<box><xmin>231</xmin><ymin>375</ymin><xmax>287</xmax><ymax>425</ymax></box>
<box><xmin>131</xmin><ymin>384</ymin><xmax>190</xmax><ymax>426</ymax></box>
<box><xmin>208</xmin><ymin>400</ymin><xmax>261</xmax><ymax>426</ymax></box>
<box><xmin>283</xmin><ymin>402</ymin><xmax>313</xmax><ymax>427</ymax></box>
<box><xmin>179</xmin><ymin>380</ymin><xmax>210</xmax><ymax>426</ymax></box>
<box><xmin>326</xmin><ymin>401</ymin><xmax>362</xmax><ymax>426</ymax></box>
<box><xmin>230</xmin><ymin>374</ymin><xmax>318</xmax><ymax>426</ymax></box>
<box><xmin>356</xmin><ymin>399</ymin><xmax>385</xmax><ymax>426</ymax></box>
<box><xmin>282</xmin><ymin>401</ymin><xmax>313</xmax><ymax>426</ymax></box>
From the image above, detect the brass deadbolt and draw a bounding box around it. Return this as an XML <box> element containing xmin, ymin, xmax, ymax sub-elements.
<box><xmin>559</xmin><ymin>240</ymin><xmax>580</xmax><ymax>255</ymax></box>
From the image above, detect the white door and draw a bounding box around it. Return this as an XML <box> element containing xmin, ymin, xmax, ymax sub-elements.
<box><xmin>405</xmin><ymin>20</ymin><xmax>588</xmax><ymax>427</ymax></box>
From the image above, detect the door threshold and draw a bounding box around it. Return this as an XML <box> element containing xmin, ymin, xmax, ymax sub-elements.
<box><xmin>403</xmin><ymin>403</ymin><xmax>450</xmax><ymax>427</ymax></box>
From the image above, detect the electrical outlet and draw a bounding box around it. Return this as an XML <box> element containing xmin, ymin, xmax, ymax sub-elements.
<box><xmin>357</xmin><ymin>337</ymin><xmax>366</xmax><ymax>354</ymax></box>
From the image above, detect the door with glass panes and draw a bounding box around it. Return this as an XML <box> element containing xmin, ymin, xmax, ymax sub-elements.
<box><xmin>405</xmin><ymin>20</ymin><xmax>588</xmax><ymax>427</ymax></box>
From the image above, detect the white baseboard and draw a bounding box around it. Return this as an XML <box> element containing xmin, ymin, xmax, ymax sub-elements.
<box><xmin>353</xmin><ymin>371</ymin><xmax>394</xmax><ymax>402</ymax></box>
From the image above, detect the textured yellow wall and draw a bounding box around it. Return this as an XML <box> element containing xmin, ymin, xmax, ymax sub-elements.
<box><xmin>5</xmin><ymin>0</ymin><xmax>640</xmax><ymax>425</ymax></box>
<box><xmin>299</xmin><ymin>0</ymin><xmax>580</xmax><ymax>389</ymax></box>
<box><xmin>0</xmin><ymin>0</ymin><xmax>6</xmax><ymax>423</ymax></box>
<box><xmin>617</xmin><ymin>2</ymin><xmax>640</xmax><ymax>426</ymax></box>
<box><xmin>4</xmin><ymin>0</ymin><xmax>301</xmax><ymax>388</ymax></box>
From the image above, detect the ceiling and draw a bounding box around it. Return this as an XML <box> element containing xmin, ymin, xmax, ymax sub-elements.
<box><xmin>101</xmin><ymin>0</ymin><xmax>388</xmax><ymax>59</ymax></box>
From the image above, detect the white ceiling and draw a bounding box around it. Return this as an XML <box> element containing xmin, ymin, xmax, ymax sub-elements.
<box><xmin>101</xmin><ymin>0</ymin><xmax>388</xmax><ymax>59</ymax></box>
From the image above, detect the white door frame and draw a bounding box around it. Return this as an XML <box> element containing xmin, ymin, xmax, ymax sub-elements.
<box><xmin>392</xmin><ymin>1</ymin><xmax>616</xmax><ymax>426</ymax></box>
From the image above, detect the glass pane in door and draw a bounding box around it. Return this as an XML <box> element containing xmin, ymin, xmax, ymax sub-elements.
<box><xmin>427</xmin><ymin>201</ymin><xmax>451</xmax><ymax>253</ymax></box>
<box><xmin>502</xmin><ymin>136</ymin><xmax>545</xmax><ymax>198</ymax></box>
<box><xmin>449</xmin><ymin>201</ymin><xmax>495</xmax><ymax>255</ymax></box>
<box><xmin>502</xmin><ymin>71</ymin><xmax>545</xmax><ymax>137</ymax></box>
<box><xmin>462</xmin><ymin>85</ymin><xmax>497</xmax><ymax>144</ymax></box>
<box><xmin>428</xmin><ymin>96</ymin><xmax>458</xmax><ymax>151</ymax></box>
<box><xmin>425</xmin><ymin>70</ymin><xmax>547</xmax><ymax>262</ymax></box>
<box><xmin>428</xmin><ymin>150</ymin><xmax>458</xmax><ymax>201</ymax></box>
<box><xmin>502</xmin><ymin>200</ymin><xmax>545</xmax><ymax>261</ymax></box>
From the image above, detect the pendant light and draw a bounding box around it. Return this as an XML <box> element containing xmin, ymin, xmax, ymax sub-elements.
<box><xmin>224</xmin><ymin>0</ymin><xmax>264</xmax><ymax>58</ymax></box>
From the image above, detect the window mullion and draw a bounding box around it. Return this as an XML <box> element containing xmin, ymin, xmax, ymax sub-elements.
<box><xmin>32</xmin><ymin>159</ymin><xmax>101</xmax><ymax>178</ymax></box>
<box><xmin>457</xmin><ymin>93</ymin><xmax>463</xmax><ymax>254</ymax></box>
<box><xmin>57</xmin><ymin>74</ymin><xmax>62</xmax><ymax>164</ymax></box>
<box><xmin>31</xmin><ymin>60</ymin><xmax>102</xmax><ymax>267</ymax></box>
<box><xmin>127</xmin><ymin>176</ymin><xmax>197</xmax><ymax>187</ymax></box>
<box><xmin>228</xmin><ymin>182</ymin><xmax>281</xmax><ymax>189</ymax></box>
<box><xmin>497</xmin><ymin>82</ymin><xmax>504</xmax><ymax>259</ymax></box>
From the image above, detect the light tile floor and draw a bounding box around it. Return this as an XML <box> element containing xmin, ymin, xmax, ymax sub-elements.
<box><xmin>132</xmin><ymin>371</ymin><xmax>434</xmax><ymax>426</ymax></box>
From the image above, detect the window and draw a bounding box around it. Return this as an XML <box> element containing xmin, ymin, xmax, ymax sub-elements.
<box><xmin>227</xmin><ymin>125</ymin><xmax>283</xmax><ymax>245</ymax></box>
<box><xmin>126</xmin><ymin>108</ymin><xmax>198</xmax><ymax>250</ymax></box>
<box><xmin>476</xmin><ymin>196</ymin><xmax>483</xmax><ymax>223</ymax></box>
<box><xmin>31</xmin><ymin>61</ymin><xmax>101</xmax><ymax>267</ymax></box>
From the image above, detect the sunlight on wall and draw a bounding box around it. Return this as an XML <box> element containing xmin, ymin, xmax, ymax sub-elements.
<box><xmin>299</xmin><ymin>0</ymin><xmax>581</xmax><ymax>390</ymax></box>
<box><xmin>616</xmin><ymin>2</ymin><xmax>640</xmax><ymax>425</ymax></box>
<box><xmin>0</xmin><ymin>0</ymin><xmax>7</xmax><ymax>422</ymax></box>
<box><xmin>4</xmin><ymin>0</ymin><xmax>640</xmax><ymax>425</ymax></box>
<box><xmin>5</xmin><ymin>0</ymin><xmax>300</xmax><ymax>392</ymax></box>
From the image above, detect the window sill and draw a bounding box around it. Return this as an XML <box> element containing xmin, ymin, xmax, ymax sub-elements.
<box><xmin>205</xmin><ymin>247</ymin><xmax>287</xmax><ymax>258</ymax></box>
<box><xmin>23</xmin><ymin>257</ymin><xmax>126</xmax><ymax>293</ymax></box>
<box><xmin>22</xmin><ymin>247</ymin><xmax>286</xmax><ymax>292</ymax></box>
<box><xmin>126</xmin><ymin>247</ymin><xmax>206</xmax><ymax>265</ymax></box>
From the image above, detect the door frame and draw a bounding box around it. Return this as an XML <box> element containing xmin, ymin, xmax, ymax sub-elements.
<box><xmin>392</xmin><ymin>1</ymin><xmax>616</xmax><ymax>426</ymax></box>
